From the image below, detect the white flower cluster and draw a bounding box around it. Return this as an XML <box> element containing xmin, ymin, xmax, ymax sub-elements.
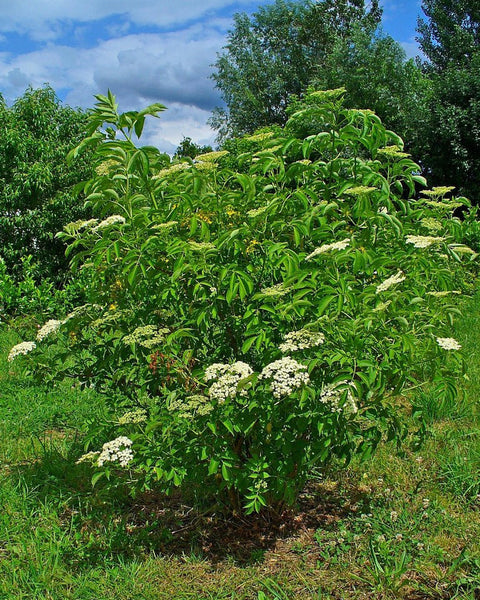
<box><xmin>421</xmin><ymin>186</ymin><xmax>455</xmax><ymax>197</ymax></box>
<box><xmin>344</xmin><ymin>186</ymin><xmax>377</xmax><ymax>196</ymax></box>
<box><xmin>372</xmin><ymin>300</ymin><xmax>392</xmax><ymax>312</ymax></box>
<box><xmin>195</xmin><ymin>150</ymin><xmax>229</xmax><ymax>162</ymax></box>
<box><xmin>247</xmin><ymin>205</ymin><xmax>269</xmax><ymax>218</ymax></box>
<box><xmin>92</xmin><ymin>215</ymin><xmax>126</xmax><ymax>231</ymax></box>
<box><xmin>76</xmin><ymin>451</ymin><xmax>100</xmax><ymax>465</ymax></box>
<box><xmin>152</xmin><ymin>221</ymin><xmax>178</xmax><ymax>230</ymax></box>
<box><xmin>436</xmin><ymin>337</ymin><xmax>462</xmax><ymax>351</ymax></box>
<box><xmin>188</xmin><ymin>241</ymin><xmax>216</xmax><ymax>252</ymax></box>
<box><xmin>427</xmin><ymin>290</ymin><xmax>461</xmax><ymax>298</ymax></box>
<box><xmin>117</xmin><ymin>408</ymin><xmax>148</xmax><ymax>425</ymax></box>
<box><xmin>279</xmin><ymin>330</ymin><xmax>325</xmax><ymax>353</ymax></box>
<box><xmin>260</xmin><ymin>283</ymin><xmax>292</xmax><ymax>297</ymax></box>
<box><xmin>421</xmin><ymin>217</ymin><xmax>443</xmax><ymax>232</ymax></box>
<box><xmin>97</xmin><ymin>436</ymin><xmax>134</xmax><ymax>467</ymax></box>
<box><xmin>66</xmin><ymin>218</ymin><xmax>98</xmax><ymax>231</ymax></box>
<box><xmin>305</xmin><ymin>239</ymin><xmax>350</xmax><ymax>260</ymax></box>
<box><xmin>168</xmin><ymin>394</ymin><xmax>214</xmax><ymax>418</ymax></box>
<box><xmin>122</xmin><ymin>325</ymin><xmax>169</xmax><ymax>349</ymax></box>
<box><xmin>205</xmin><ymin>361</ymin><xmax>253</xmax><ymax>403</ymax></box>
<box><xmin>7</xmin><ymin>341</ymin><xmax>36</xmax><ymax>362</ymax></box>
<box><xmin>319</xmin><ymin>382</ymin><xmax>358</xmax><ymax>415</ymax></box>
<box><xmin>259</xmin><ymin>357</ymin><xmax>310</xmax><ymax>398</ymax></box>
<box><xmin>37</xmin><ymin>319</ymin><xmax>63</xmax><ymax>341</ymax></box>
<box><xmin>406</xmin><ymin>235</ymin><xmax>444</xmax><ymax>248</ymax></box>
<box><xmin>376</xmin><ymin>271</ymin><xmax>406</xmax><ymax>294</ymax></box>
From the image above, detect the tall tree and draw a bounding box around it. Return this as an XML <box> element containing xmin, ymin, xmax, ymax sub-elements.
<box><xmin>417</xmin><ymin>0</ymin><xmax>480</xmax><ymax>71</ymax></box>
<box><xmin>416</xmin><ymin>0</ymin><xmax>480</xmax><ymax>200</ymax></box>
<box><xmin>312</xmin><ymin>27</ymin><xmax>429</xmax><ymax>157</ymax></box>
<box><xmin>210</xmin><ymin>0</ymin><xmax>381</xmax><ymax>142</ymax></box>
<box><xmin>0</xmin><ymin>86</ymin><xmax>93</xmax><ymax>282</ymax></box>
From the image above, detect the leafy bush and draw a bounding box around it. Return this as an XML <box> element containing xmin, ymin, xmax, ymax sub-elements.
<box><xmin>9</xmin><ymin>89</ymin><xmax>478</xmax><ymax>513</ymax></box>
<box><xmin>0</xmin><ymin>255</ymin><xmax>91</xmax><ymax>321</ymax></box>
<box><xmin>0</xmin><ymin>86</ymin><xmax>93</xmax><ymax>284</ymax></box>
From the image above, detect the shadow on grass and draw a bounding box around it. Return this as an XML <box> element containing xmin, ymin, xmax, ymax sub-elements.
<box><xmin>8</xmin><ymin>441</ymin><xmax>372</xmax><ymax>569</ymax></box>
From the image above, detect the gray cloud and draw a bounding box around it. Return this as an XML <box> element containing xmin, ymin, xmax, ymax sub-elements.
<box><xmin>0</xmin><ymin>16</ymin><xmax>233</xmax><ymax>151</ymax></box>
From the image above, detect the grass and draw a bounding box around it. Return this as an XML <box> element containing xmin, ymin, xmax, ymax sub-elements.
<box><xmin>0</xmin><ymin>299</ymin><xmax>479</xmax><ymax>599</ymax></box>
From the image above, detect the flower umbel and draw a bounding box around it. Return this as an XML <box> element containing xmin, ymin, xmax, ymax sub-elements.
<box><xmin>259</xmin><ymin>357</ymin><xmax>310</xmax><ymax>398</ymax></box>
<box><xmin>406</xmin><ymin>235</ymin><xmax>444</xmax><ymax>249</ymax></box>
<box><xmin>92</xmin><ymin>215</ymin><xmax>126</xmax><ymax>231</ymax></box>
<box><xmin>436</xmin><ymin>337</ymin><xmax>462</xmax><ymax>351</ymax></box>
<box><xmin>279</xmin><ymin>330</ymin><xmax>325</xmax><ymax>353</ymax></box>
<box><xmin>97</xmin><ymin>436</ymin><xmax>134</xmax><ymax>467</ymax></box>
<box><xmin>306</xmin><ymin>239</ymin><xmax>350</xmax><ymax>260</ymax></box>
<box><xmin>205</xmin><ymin>361</ymin><xmax>253</xmax><ymax>403</ymax></box>
<box><xmin>37</xmin><ymin>319</ymin><xmax>63</xmax><ymax>341</ymax></box>
<box><xmin>8</xmin><ymin>341</ymin><xmax>36</xmax><ymax>362</ymax></box>
<box><xmin>376</xmin><ymin>271</ymin><xmax>406</xmax><ymax>293</ymax></box>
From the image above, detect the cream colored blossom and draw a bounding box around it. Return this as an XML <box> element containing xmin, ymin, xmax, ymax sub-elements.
<box><xmin>247</xmin><ymin>205</ymin><xmax>269</xmax><ymax>218</ymax></box>
<box><xmin>436</xmin><ymin>337</ymin><xmax>462</xmax><ymax>351</ymax></box>
<box><xmin>376</xmin><ymin>271</ymin><xmax>406</xmax><ymax>294</ymax></box>
<box><xmin>260</xmin><ymin>283</ymin><xmax>292</xmax><ymax>297</ymax></box>
<box><xmin>154</xmin><ymin>163</ymin><xmax>190</xmax><ymax>178</ymax></box>
<box><xmin>188</xmin><ymin>241</ymin><xmax>216</xmax><ymax>252</ymax></box>
<box><xmin>427</xmin><ymin>290</ymin><xmax>461</xmax><ymax>297</ymax></box>
<box><xmin>279</xmin><ymin>330</ymin><xmax>325</xmax><ymax>353</ymax></box>
<box><xmin>259</xmin><ymin>357</ymin><xmax>310</xmax><ymax>398</ymax></box>
<box><xmin>205</xmin><ymin>361</ymin><xmax>253</xmax><ymax>403</ymax></box>
<box><xmin>92</xmin><ymin>215</ymin><xmax>126</xmax><ymax>231</ymax></box>
<box><xmin>37</xmin><ymin>319</ymin><xmax>63</xmax><ymax>341</ymax></box>
<box><xmin>123</xmin><ymin>325</ymin><xmax>169</xmax><ymax>349</ymax></box>
<box><xmin>377</xmin><ymin>145</ymin><xmax>410</xmax><ymax>158</ymax></box>
<box><xmin>244</xmin><ymin>131</ymin><xmax>274</xmax><ymax>143</ymax></box>
<box><xmin>344</xmin><ymin>186</ymin><xmax>377</xmax><ymax>196</ymax></box>
<box><xmin>152</xmin><ymin>221</ymin><xmax>178</xmax><ymax>230</ymax></box>
<box><xmin>117</xmin><ymin>408</ymin><xmax>148</xmax><ymax>425</ymax></box>
<box><xmin>195</xmin><ymin>151</ymin><xmax>229</xmax><ymax>162</ymax></box>
<box><xmin>406</xmin><ymin>235</ymin><xmax>444</xmax><ymax>248</ymax></box>
<box><xmin>8</xmin><ymin>341</ymin><xmax>36</xmax><ymax>362</ymax></box>
<box><xmin>168</xmin><ymin>395</ymin><xmax>214</xmax><ymax>418</ymax></box>
<box><xmin>97</xmin><ymin>436</ymin><xmax>133</xmax><ymax>467</ymax></box>
<box><xmin>421</xmin><ymin>186</ymin><xmax>455</xmax><ymax>197</ymax></box>
<box><xmin>306</xmin><ymin>239</ymin><xmax>350</xmax><ymax>260</ymax></box>
<box><xmin>372</xmin><ymin>300</ymin><xmax>392</xmax><ymax>312</ymax></box>
<box><xmin>76</xmin><ymin>451</ymin><xmax>100</xmax><ymax>465</ymax></box>
<box><xmin>421</xmin><ymin>217</ymin><xmax>443</xmax><ymax>232</ymax></box>
<box><xmin>319</xmin><ymin>381</ymin><xmax>358</xmax><ymax>414</ymax></box>
<box><xmin>448</xmin><ymin>244</ymin><xmax>476</xmax><ymax>255</ymax></box>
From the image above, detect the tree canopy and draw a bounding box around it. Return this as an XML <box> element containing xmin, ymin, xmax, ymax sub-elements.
<box><xmin>0</xmin><ymin>86</ymin><xmax>93</xmax><ymax>282</ymax></box>
<box><xmin>416</xmin><ymin>0</ymin><xmax>480</xmax><ymax>201</ymax></box>
<box><xmin>210</xmin><ymin>0</ymin><xmax>381</xmax><ymax>141</ymax></box>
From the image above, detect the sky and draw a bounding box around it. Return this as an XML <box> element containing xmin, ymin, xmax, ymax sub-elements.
<box><xmin>0</xmin><ymin>0</ymin><xmax>424</xmax><ymax>153</ymax></box>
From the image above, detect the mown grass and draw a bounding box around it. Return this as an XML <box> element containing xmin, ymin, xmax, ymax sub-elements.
<box><xmin>0</xmin><ymin>298</ymin><xmax>479</xmax><ymax>600</ymax></box>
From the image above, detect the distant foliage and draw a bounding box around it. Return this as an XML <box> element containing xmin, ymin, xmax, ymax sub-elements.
<box><xmin>174</xmin><ymin>136</ymin><xmax>213</xmax><ymax>159</ymax></box>
<box><xmin>416</xmin><ymin>0</ymin><xmax>480</xmax><ymax>201</ymax></box>
<box><xmin>11</xmin><ymin>90</ymin><xmax>478</xmax><ymax>514</ymax></box>
<box><xmin>0</xmin><ymin>86</ymin><xmax>93</xmax><ymax>283</ymax></box>
<box><xmin>210</xmin><ymin>0</ymin><xmax>381</xmax><ymax>141</ymax></box>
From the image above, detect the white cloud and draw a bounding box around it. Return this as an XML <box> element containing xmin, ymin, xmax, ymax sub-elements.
<box><xmin>0</xmin><ymin>1</ymin><xmax>256</xmax><ymax>39</ymax></box>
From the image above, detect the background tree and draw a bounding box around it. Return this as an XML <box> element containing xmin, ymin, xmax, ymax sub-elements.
<box><xmin>174</xmin><ymin>136</ymin><xmax>213</xmax><ymax>159</ymax></box>
<box><xmin>312</xmin><ymin>27</ymin><xmax>430</xmax><ymax>159</ymax></box>
<box><xmin>417</xmin><ymin>0</ymin><xmax>480</xmax><ymax>201</ymax></box>
<box><xmin>0</xmin><ymin>86</ymin><xmax>92</xmax><ymax>283</ymax></box>
<box><xmin>210</xmin><ymin>0</ymin><xmax>381</xmax><ymax>142</ymax></box>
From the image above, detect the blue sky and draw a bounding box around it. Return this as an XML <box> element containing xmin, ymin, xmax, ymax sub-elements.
<box><xmin>0</xmin><ymin>0</ymin><xmax>424</xmax><ymax>152</ymax></box>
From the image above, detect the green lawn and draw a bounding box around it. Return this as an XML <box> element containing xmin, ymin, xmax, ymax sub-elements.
<box><xmin>0</xmin><ymin>299</ymin><xmax>479</xmax><ymax>600</ymax></box>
